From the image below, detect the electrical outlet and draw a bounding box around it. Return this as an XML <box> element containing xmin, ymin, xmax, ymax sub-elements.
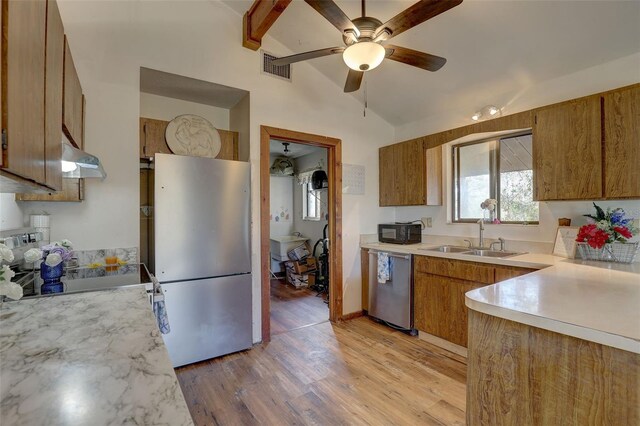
<box><xmin>422</xmin><ymin>217</ymin><xmax>433</xmax><ymax>228</ymax></box>
<box><xmin>634</xmin><ymin>218</ymin><xmax>640</xmax><ymax>230</ymax></box>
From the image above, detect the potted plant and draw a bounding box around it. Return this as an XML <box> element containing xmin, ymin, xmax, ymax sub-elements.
<box><xmin>575</xmin><ymin>203</ymin><xmax>638</xmax><ymax>263</ymax></box>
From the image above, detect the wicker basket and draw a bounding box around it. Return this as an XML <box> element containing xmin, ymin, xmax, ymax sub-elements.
<box><xmin>577</xmin><ymin>242</ymin><xmax>639</xmax><ymax>264</ymax></box>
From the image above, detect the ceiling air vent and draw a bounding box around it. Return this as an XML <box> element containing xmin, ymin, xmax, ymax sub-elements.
<box><xmin>261</xmin><ymin>51</ymin><xmax>292</xmax><ymax>82</ymax></box>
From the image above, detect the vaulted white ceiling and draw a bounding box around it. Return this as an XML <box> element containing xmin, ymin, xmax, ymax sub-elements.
<box><xmin>224</xmin><ymin>1</ymin><xmax>640</xmax><ymax>127</ymax></box>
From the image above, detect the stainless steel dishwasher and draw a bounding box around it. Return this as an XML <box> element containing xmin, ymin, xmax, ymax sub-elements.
<box><xmin>368</xmin><ymin>250</ymin><xmax>414</xmax><ymax>331</ymax></box>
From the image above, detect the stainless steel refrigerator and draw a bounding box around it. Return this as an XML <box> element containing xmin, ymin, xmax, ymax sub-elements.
<box><xmin>154</xmin><ymin>153</ymin><xmax>252</xmax><ymax>367</ymax></box>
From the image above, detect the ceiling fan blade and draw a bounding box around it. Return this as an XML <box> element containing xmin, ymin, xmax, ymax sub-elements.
<box><xmin>374</xmin><ymin>0</ymin><xmax>463</xmax><ymax>41</ymax></box>
<box><xmin>305</xmin><ymin>0</ymin><xmax>360</xmax><ymax>36</ymax></box>
<box><xmin>384</xmin><ymin>44</ymin><xmax>446</xmax><ymax>71</ymax></box>
<box><xmin>344</xmin><ymin>69</ymin><xmax>364</xmax><ymax>93</ymax></box>
<box><xmin>271</xmin><ymin>47</ymin><xmax>345</xmax><ymax>66</ymax></box>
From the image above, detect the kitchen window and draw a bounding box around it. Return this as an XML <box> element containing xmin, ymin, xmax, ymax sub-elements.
<box><xmin>452</xmin><ymin>133</ymin><xmax>539</xmax><ymax>224</ymax></box>
<box><xmin>302</xmin><ymin>183</ymin><xmax>321</xmax><ymax>221</ymax></box>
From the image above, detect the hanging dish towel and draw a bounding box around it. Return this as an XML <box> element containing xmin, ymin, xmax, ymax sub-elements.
<box><xmin>151</xmin><ymin>276</ymin><xmax>170</xmax><ymax>334</ymax></box>
<box><xmin>377</xmin><ymin>252</ymin><xmax>390</xmax><ymax>284</ymax></box>
<box><xmin>154</xmin><ymin>296</ymin><xmax>171</xmax><ymax>334</ymax></box>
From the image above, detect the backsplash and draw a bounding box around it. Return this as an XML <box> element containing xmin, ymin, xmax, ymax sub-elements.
<box><xmin>74</xmin><ymin>247</ymin><xmax>138</xmax><ymax>267</ymax></box>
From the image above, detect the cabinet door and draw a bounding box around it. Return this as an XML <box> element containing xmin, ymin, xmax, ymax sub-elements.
<box><xmin>533</xmin><ymin>95</ymin><xmax>602</xmax><ymax>200</ymax></box>
<box><xmin>216</xmin><ymin>129</ymin><xmax>238</xmax><ymax>160</ymax></box>
<box><xmin>44</xmin><ymin>0</ymin><xmax>64</xmax><ymax>191</ymax></box>
<box><xmin>414</xmin><ymin>272</ymin><xmax>485</xmax><ymax>347</ymax></box>
<box><xmin>2</xmin><ymin>0</ymin><xmax>47</xmax><ymax>183</ymax></box>
<box><xmin>140</xmin><ymin>117</ymin><xmax>171</xmax><ymax>159</ymax></box>
<box><xmin>62</xmin><ymin>38</ymin><xmax>83</xmax><ymax>149</ymax></box>
<box><xmin>603</xmin><ymin>84</ymin><xmax>640</xmax><ymax>198</ymax></box>
<box><xmin>379</xmin><ymin>139</ymin><xmax>426</xmax><ymax>206</ymax></box>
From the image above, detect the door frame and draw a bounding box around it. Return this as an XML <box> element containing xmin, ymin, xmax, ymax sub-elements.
<box><xmin>260</xmin><ymin>125</ymin><xmax>343</xmax><ymax>342</ymax></box>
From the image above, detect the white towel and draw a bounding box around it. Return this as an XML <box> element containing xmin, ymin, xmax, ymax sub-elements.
<box><xmin>377</xmin><ymin>252</ymin><xmax>390</xmax><ymax>284</ymax></box>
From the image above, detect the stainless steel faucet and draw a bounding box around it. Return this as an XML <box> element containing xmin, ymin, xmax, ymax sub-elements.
<box><xmin>478</xmin><ymin>219</ymin><xmax>485</xmax><ymax>248</ymax></box>
<box><xmin>490</xmin><ymin>237</ymin><xmax>506</xmax><ymax>251</ymax></box>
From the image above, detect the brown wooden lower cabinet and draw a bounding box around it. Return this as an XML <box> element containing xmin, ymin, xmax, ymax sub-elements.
<box><xmin>415</xmin><ymin>272</ymin><xmax>485</xmax><ymax>347</ymax></box>
<box><xmin>413</xmin><ymin>255</ymin><xmax>538</xmax><ymax>348</ymax></box>
<box><xmin>15</xmin><ymin>178</ymin><xmax>84</xmax><ymax>202</ymax></box>
<box><xmin>467</xmin><ymin>310</ymin><xmax>639</xmax><ymax>425</ymax></box>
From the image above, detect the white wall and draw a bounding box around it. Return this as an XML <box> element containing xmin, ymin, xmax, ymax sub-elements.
<box><xmin>394</xmin><ymin>53</ymin><xmax>640</xmax><ymax>249</ymax></box>
<box><xmin>4</xmin><ymin>0</ymin><xmax>395</xmax><ymax>342</ymax></box>
<box><xmin>139</xmin><ymin>93</ymin><xmax>230</xmax><ymax>129</ymax></box>
<box><xmin>394</xmin><ymin>52</ymin><xmax>640</xmax><ymax>142</ymax></box>
<box><xmin>0</xmin><ymin>193</ymin><xmax>25</xmax><ymax>230</ymax></box>
<box><xmin>269</xmin><ymin>176</ymin><xmax>294</xmax><ymax>238</ymax></box>
<box><xmin>292</xmin><ymin>149</ymin><xmax>328</xmax><ymax>248</ymax></box>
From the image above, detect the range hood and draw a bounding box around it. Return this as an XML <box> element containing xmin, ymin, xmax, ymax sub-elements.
<box><xmin>61</xmin><ymin>142</ymin><xmax>107</xmax><ymax>179</ymax></box>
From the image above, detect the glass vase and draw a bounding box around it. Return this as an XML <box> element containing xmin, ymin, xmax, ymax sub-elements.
<box><xmin>40</xmin><ymin>262</ymin><xmax>64</xmax><ymax>294</ymax></box>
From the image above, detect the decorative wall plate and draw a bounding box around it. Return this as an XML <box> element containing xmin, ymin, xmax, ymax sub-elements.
<box><xmin>165</xmin><ymin>114</ymin><xmax>221</xmax><ymax>158</ymax></box>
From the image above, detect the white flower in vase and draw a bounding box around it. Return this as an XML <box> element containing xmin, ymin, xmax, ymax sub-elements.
<box><xmin>45</xmin><ymin>253</ymin><xmax>63</xmax><ymax>267</ymax></box>
<box><xmin>0</xmin><ymin>265</ymin><xmax>22</xmax><ymax>300</ymax></box>
<box><xmin>24</xmin><ymin>248</ymin><xmax>43</xmax><ymax>264</ymax></box>
<box><xmin>0</xmin><ymin>243</ymin><xmax>15</xmax><ymax>263</ymax></box>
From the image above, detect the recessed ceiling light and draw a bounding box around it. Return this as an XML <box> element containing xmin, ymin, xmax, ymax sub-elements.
<box><xmin>471</xmin><ymin>113</ymin><xmax>480</xmax><ymax>121</ymax></box>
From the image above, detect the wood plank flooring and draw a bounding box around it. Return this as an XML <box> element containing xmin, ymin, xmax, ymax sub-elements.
<box><xmin>270</xmin><ymin>278</ymin><xmax>329</xmax><ymax>336</ymax></box>
<box><xmin>176</xmin><ymin>317</ymin><xmax>467</xmax><ymax>425</ymax></box>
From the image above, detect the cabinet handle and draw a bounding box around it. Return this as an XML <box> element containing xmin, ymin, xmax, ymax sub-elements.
<box><xmin>143</xmin><ymin>123</ymin><xmax>147</xmax><ymax>157</ymax></box>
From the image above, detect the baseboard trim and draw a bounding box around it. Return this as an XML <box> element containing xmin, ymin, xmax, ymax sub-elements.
<box><xmin>340</xmin><ymin>310</ymin><xmax>364</xmax><ymax>321</ymax></box>
<box><xmin>418</xmin><ymin>331</ymin><xmax>468</xmax><ymax>358</ymax></box>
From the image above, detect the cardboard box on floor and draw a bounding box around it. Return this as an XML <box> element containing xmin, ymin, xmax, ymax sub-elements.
<box><xmin>284</xmin><ymin>259</ymin><xmax>317</xmax><ymax>288</ymax></box>
<box><xmin>291</xmin><ymin>257</ymin><xmax>317</xmax><ymax>274</ymax></box>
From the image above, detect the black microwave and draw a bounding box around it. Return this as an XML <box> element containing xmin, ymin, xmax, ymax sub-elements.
<box><xmin>378</xmin><ymin>223</ymin><xmax>422</xmax><ymax>245</ymax></box>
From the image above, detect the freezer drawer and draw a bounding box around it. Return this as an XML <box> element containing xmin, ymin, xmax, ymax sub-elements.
<box><xmin>368</xmin><ymin>251</ymin><xmax>413</xmax><ymax>329</ymax></box>
<box><xmin>161</xmin><ymin>274</ymin><xmax>252</xmax><ymax>367</ymax></box>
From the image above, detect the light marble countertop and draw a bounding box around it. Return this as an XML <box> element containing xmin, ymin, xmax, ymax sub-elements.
<box><xmin>0</xmin><ymin>287</ymin><xmax>193</xmax><ymax>426</ymax></box>
<box><xmin>361</xmin><ymin>241</ymin><xmax>640</xmax><ymax>353</ymax></box>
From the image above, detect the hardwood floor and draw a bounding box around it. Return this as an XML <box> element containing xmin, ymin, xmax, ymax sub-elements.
<box><xmin>270</xmin><ymin>278</ymin><xmax>329</xmax><ymax>336</ymax></box>
<box><xmin>176</xmin><ymin>317</ymin><xmax>467</xmax><ymax>425</ymax></box>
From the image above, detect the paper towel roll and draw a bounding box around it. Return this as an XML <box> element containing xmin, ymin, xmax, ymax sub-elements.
<box><xmin>30</xmin><ymin>214</ymin><xmax>50</xmax><ymax>228</ymax></box>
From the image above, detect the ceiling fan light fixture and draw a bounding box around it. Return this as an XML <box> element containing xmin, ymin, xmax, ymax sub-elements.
<box><xmin>343</xmin><ymin>42</ymin><xmax>385</xmax><ymax>72</ymax></box>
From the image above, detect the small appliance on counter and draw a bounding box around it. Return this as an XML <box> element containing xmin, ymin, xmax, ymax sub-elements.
<box><xmin>378</xmin><ymin>222</ymin><xmax>422</xmax><ymax>245</ymax></box>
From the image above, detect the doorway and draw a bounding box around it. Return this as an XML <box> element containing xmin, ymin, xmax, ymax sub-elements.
<box><xmin>260</xmin><ymin>126</ymin><xmax>342</xmax><ymax>342</ymax></box>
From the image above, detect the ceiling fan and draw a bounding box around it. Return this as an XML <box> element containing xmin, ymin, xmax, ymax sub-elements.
<box><xmin>271</xmin><ymin>0</ymin><xmax>463</xmax><ymax>93</ymax></box>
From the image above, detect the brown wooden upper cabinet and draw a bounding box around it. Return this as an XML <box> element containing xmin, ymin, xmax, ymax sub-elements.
<box><xmin>44</xmin><ymin>0</ymin><xmax>64</xmax><ymax>191</ymax></box>
<box><xmin>140</xmin><ymin>117</ymin><xmax>172</xmax><ymax>159</ymax></box>
<box><xmin>603</xmin><ymin>84</ymin><xmax>640</xmax><ymax>198</ymax></box>
<box><xmin>140</xmin><ymin>117</ymin><xmax>239</xmax><ymax>161</ymax></box>
<box><xmin>63</xmin><ymin>37</ymin><xmax>83</xmax><ymax>149</ymax></box>
<box><xmin>379</xmin><ymin>139</ymin><xmax>442</xmax><ymax>206</ymax></box>
<box><xmin>533</xmin><ymin>83</ymin><xmax>640</xmax><ymax>201</ymax></box>
<box><xmin>1</xmin><ymin>0</ymin><xmax>64</xmax><ymax>190</ymax></box>
<box><xmin>533</xmin><ymin>95</ymin><xmax>602</xmax><ymax>201</ymax></box>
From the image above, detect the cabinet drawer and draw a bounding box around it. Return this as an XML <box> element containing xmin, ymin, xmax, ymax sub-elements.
<box><xmin>414</xmin><ymin>255</ymin><xmax>495</xmax><ymax>284</ymax></box>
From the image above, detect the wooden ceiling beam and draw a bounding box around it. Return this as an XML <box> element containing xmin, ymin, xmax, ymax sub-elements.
<box><xmin>243</xmin><ymin>0</ymin><xmax>292</xmax><ymax>51</ymax></box>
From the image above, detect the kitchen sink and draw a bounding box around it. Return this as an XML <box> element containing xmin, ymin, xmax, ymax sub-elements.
<box><xmin>421</xmin><ymin>245</ymin><xmax>472</xmax><ymax>253</ymax></box>
<box><xmin>463</xmin><ymin>249</ymin><xmax>523</xmax><ymax>258</ymax></box>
